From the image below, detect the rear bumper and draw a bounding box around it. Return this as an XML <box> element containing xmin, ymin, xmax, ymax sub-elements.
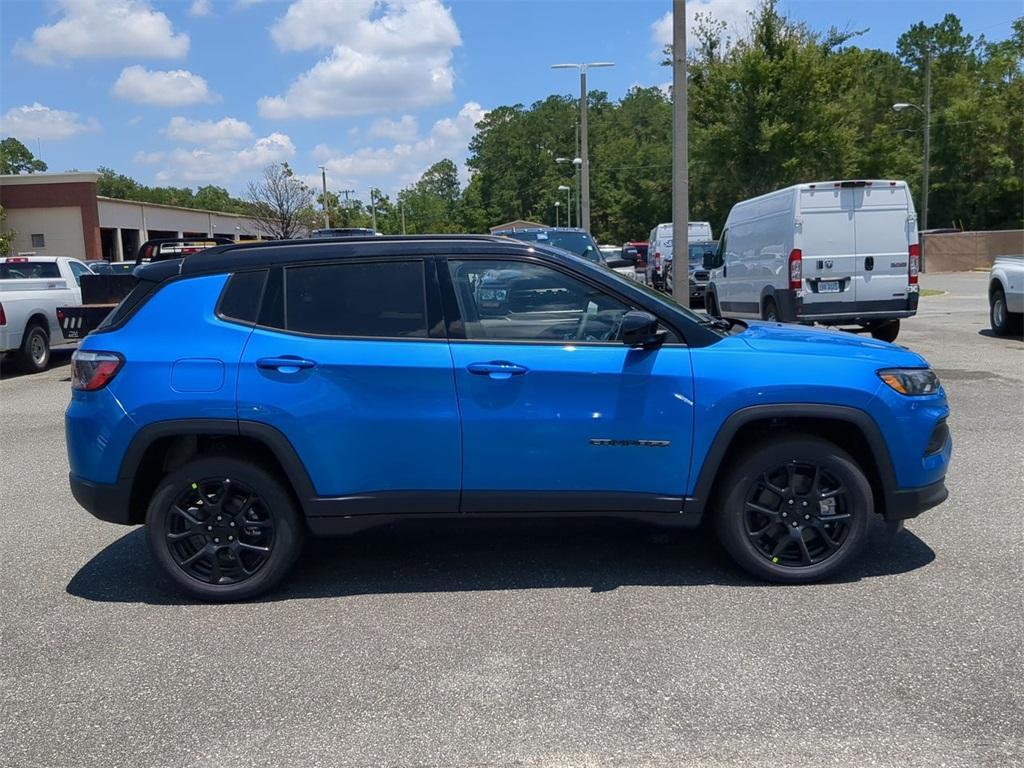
<box><xmin>70</xmin><ymin>473</ymin><xmax>134</xmax><ymax>525</ymax></box>
<box><xmin>885</xmin><ymin>477</ymin><xmax>948</xmax><ymax>521</ymax></box>
<box><xmin>796</xmin><ymin>295</ymin><xmax>919</xmax><ymax>324</ymax></box>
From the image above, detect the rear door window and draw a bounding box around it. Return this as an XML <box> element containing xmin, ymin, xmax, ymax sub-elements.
<box><xmin>0</xmin><ymin>262</ymin><xmax>60</xmax><ymax>279</ymax></box>
<box><xmin>283</xmin><ymin>260</ymin><xmax>427</xmax><ymax>338</ymax></box>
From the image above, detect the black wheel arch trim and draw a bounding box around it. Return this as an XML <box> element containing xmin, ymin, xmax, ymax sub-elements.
<box><xmin>116</xmin><ymin>418</ymin><xmax>319</xmax><ymax>517</ymax></box>
<box><xmin>684</xmin><ymin>403</ymin><xmax>911</xmax><ymax>521</ymax></box>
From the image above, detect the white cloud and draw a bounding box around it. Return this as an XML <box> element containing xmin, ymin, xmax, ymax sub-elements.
<box><xmin>165</xmin><ymin>117</ymin><xmax>253</xmax><ymax>148</ymax></box>
<box><xmin>259</xmin><ymin>0</ymin><xmax>461</xmax><ymax>119</ymax></box>
<box><xmin>112</xmin><ymin>66</ymin><xmax>218</xmax><ymax>106</ymax></box>
<box><xmin>651</xmin><ymin>0</ymin><xmax>756</xmax><ymax>50</ymax></box>
<box><xmin>14</xmin><ymin>0</ymin><xmax>188</xmax><ymax>65</ymax></box>
<box><xmin>0</xmin><ymin>103</ymin><xmax>99</xmax><ymax>141</ymax></box>
<box><xmin>135</xmin><ymin>132</ymin><xmax>296</xmax><ymax>184</ymax></box>
<box><xmin>189</xmin><ymin>0</ymin><xmax>213</xmax><ymax>17</ymax></box>
<box><xmin>368</xmin><ymin>115</ymin><xmax>419</xmax><ymax>142</ymax></box>
<box><xmin>314</xmin><ymin>101</ymin><xmax>485</xmax><ymax>192</ymax></box>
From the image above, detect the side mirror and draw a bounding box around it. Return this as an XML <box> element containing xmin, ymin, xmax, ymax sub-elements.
<box><xmin>621</xmin><ymin>310</ymin><xmax>665</xmax><ymax>349</ymax></box>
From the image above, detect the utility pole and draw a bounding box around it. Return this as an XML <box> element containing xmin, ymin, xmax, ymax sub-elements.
<box><xmin>401</xmin><ymin>201</ymin><xmax>407</xmax><ymax>235</ymax></box>
<box><xmin>671</xmin><ymin>0</ymin><xmax>689</xmax><ymax>306</ymax></box>
<box><xmin>319</xmin><ymin>166</ymin><xmax>329</xmax><ymax>229</ymax></box>
<box><xmin>552</xmin><ymin>62</ymin><xmax>614</xmax><ymax>233</ymax></box>
<box><xmin>370</xmin><ymin>189</ymin><xmax>377</xmax><ymax>232</ymax></box>
<box><xmin>921</xmin><ymin>47</ymin><xmax>931</xmax><ymax>272</ymax></box>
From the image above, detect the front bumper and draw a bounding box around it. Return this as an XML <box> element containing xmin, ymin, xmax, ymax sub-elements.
<box><xmin>70</xmin><ymin>473</ymin><xmax>133</xmax><ymax>525</ymax></box>
<box><xmin>885</xmin><ymin>477</ymin><xmax>948</xmax><ymax>521</ymax></box>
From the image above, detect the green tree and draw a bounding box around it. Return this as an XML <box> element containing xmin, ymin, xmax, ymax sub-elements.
<box><xmin>0</xmin><ymin>138</ymin><xmax>48</xmax><ymax>174</ymax></box>
<box><xmin>0</xmin><ymin>205</ymin><xmax>16</xmax><ymax>255</ymax></box>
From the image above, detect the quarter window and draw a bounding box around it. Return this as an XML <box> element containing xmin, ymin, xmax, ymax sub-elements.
<box><xmin>446</xmin><ymin>259</ymin><xmax>633</xmax><ymax>343</ymax></box>
<box><xmin>68</xmin><ymin>260</ymin><xmax>91</xmax><ymax>286</ymax></box>
<box><xmin>283</xmin><ymin>260</ymin><xmax>427</xmax><ymax>338</ymax></box>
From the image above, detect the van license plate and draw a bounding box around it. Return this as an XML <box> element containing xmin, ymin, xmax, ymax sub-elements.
<box><xmin>818</xmin><ymin>280</ymin><xmax>840</xmax><ymax>293</ymax></box>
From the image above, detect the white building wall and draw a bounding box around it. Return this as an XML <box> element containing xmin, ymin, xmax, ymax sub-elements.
<box><xmin>97</xmin><ymin>198</ymin><xmax>265</xmax><ymax>239</ymax></box>
<box><xmin>6</xmin><ymin>207</ymin><xmax>86</xmax><ymax>259</ymax></box>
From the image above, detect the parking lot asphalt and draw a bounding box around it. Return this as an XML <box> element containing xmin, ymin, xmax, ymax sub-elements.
<box><xmin>1</xmin><ymin>271</ymin><xmax>1021</xmax><ymax>768</ymax></box>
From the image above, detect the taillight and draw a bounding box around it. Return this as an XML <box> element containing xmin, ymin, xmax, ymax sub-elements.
<box><xmin>0</xmin><ymin>302</ymin><xmax>6</xmax><ymax>326</ymax></box>
<box><xmin>71</xmin><ymin>350</ymin><xmax>124</xmax><ymax>391</ymax></box>
<box><xmin>908</xmin><ymin>243</ymin><xmax>920</xmax><ymax>285</ymax></box>
<box><xmin>654</xmin><ymin>252</ymin><xmax>662</xmax><ymax>273</ymax></box>
<box><xmin>788</xmin><ymin>249</ymin><xmax>803</xmax><ymax>290</ymax></box>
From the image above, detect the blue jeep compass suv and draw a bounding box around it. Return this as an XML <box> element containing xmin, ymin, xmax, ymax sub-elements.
<box><xmin>66</xmin><ymin>235</ymin><xmax>951</xmax><ymax>601</ymax></box>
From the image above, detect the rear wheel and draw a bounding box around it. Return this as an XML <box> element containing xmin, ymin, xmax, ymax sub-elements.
<box><xmin>17</xmin><ymin>323</ymin><xmax>50</xmax><ymax>373</ymax></box>
<box><xmin>145</xmin><ymin>455</ymin><xmax>304</xmax><ymax>601</ymax></box>
<box><xmin>990</xmin><ymin>286</ymin><xmax>1022</xmax><ymax>337</ymax></box>
<box><xmin>714</xmin><ymin>435</ymin><xmax>871</xmax><ymax>583</ymax></box>
<box><xmin>870</xmin><ymin>320</ymin><xmax>900</xmax><ymax>342</ymax></box>
<box><xmin>761</xmin><ymin>297</ymin><xmax>779</xmax><ymax>322</ymax></box>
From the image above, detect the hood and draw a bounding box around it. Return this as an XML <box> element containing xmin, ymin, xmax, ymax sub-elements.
<box><xmin>736</xmin><ymin>320</ymin><xmax>928</xmax><ymax>366</ymax></box>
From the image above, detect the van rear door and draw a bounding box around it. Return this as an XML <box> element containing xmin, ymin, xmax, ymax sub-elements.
<box><xmin>797</xmin><ymin>186</ymin><xmax>856</xmax><ymax>314</ymax></box>
<box><xmin>851</xmin><ymin>184</ymin><xmax>913</xmax><ymax>308</ymax></box>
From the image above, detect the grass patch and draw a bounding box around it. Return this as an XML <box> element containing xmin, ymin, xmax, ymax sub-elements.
<box><xmin>920</xmin><ymin>288</ymin><xmax>945</xmax><ymax>297</ymax></box>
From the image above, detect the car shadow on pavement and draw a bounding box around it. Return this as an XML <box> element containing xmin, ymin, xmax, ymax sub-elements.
<box><xmin>66</xmin><ymin>517</ymin><xmax>936</xmax><ymax>605</ymax></box>
<box><xmin>0</xmin><ymin>348</ymin><xmax>74</xmax><ymax>380</ymax></box>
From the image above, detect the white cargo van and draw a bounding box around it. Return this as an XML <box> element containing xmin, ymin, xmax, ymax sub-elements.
<box><xmin>705</xmin><ymin>180</ymin><xmax>919</xmax><ymax>341</ymax></box>
<box><xmin>645</xmin><ymin>221</ymin><xmax>714</xmax><ymax>289</ymax></box>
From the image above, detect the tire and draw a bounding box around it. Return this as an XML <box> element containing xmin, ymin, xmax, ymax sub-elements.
<box><xmin>17</xmin><ymin>322</ymin><xmax>50</xmax><ymax>373</ymax></box>
<box><xmin>990</xmin><ymin>286</ymin><xmax>1023</xmax><ymax>337</ymax></box>
<box><xmin>761</xmin><ymin>297</ymin><xmax>779</xmax><ymax>322</ymax></box>
<box><xmin>145</xmin><ymin>455</ymin><xmax>304</xmax><ymax>602</ymax></box>
<box><xmin>713</xmin><ymin>435</ymin><xmax>872</xmax><ymax>583</ymax></box>
<box><xmin>706</xmin><ymin>290</ymin><xmax>721</xmax><ymax>318</ymax></box>
<box><xmin>870</xmin><ymin>320</ymin><xmax>900</xmax><ymax>343</ymax></box>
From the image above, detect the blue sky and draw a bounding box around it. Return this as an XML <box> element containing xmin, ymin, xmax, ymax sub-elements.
<box><xmin>1</xmin><ymin>0</ymin><xmax>1019</xmax><ymax>201</ymax></box>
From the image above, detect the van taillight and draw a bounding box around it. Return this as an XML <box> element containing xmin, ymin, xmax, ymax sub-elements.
<box><xmin>71</xmin><ymin>350</ymin><xmax>124</xmax><ymax>391</ymax></box>
<box><xmin>788</xmin><ymin>249</ymin><xmax>803</xmax><ymax>290</ymax></box>
<box><xmin>908</xmin><ymin>243</ymin><xmax>920</xmax><ymax>285</ymax></box>
<box><xmin>654</xmin><ymin>252</ymin><xmax>662</xmax><ymax>272</ymax></box>
<box><xmin>0</xmin><ymin>303</ymin><xmax>5</xmax><ymax>326</ymax></box>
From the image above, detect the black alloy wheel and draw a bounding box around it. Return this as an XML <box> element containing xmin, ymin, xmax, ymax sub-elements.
<box><xmin>714</xmin><ymin>435</ymin><xmax>871</xmax><ymax>583</ymax></box>
<box><xmin>743</xmin><ymin>461</ymin><xmax>850</xmax><ymax>567</ymax></box>
<box><xmin>164</xmin><ymin>477</ymin><xmax>275</xmax><ymax>585</ymax></box>
<box><xmin>146</xmin><ymin>455</ymin><xmax>303</xmax><ymax>601</ymax></box>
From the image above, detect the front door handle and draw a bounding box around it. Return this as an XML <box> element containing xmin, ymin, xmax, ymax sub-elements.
<box><xmin>467</xmin><ymin>361</ymin><xmax>529</xmax><ymax>379</ymax></box>
<box><xmin>256</xmin><ymin>356</ymin><xmax>316</xmax><ymax>373</ymax></box>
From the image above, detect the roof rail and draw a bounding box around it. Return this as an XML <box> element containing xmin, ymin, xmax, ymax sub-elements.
<box><xmin>214</xmin><ymin>233</ymin><xmax>506</xmax><ymax>254</ymax></box>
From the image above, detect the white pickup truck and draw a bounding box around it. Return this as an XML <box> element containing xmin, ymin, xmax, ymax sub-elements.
<box><xmin>0</xmin><ymin>256</ymin><xmax>92</xmax><ymax>373</ymax></box>
<box><xmin>989</xmin><ymin>255</ymin><xmax>1024</xmax><ymax>337</ymax></box>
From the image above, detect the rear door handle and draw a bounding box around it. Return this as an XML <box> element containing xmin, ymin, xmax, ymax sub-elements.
<box><xmin>256</xmin><ymin>356</ymin><xmax>316</xmax><ymax>373</ymax></box>
<box><xmin>467</xmin><ymin>361</ymin><xmax>529</xmax><ymax>379</ymax></box>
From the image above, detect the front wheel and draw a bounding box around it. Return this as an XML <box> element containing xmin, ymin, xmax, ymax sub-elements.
<box><xmin>714</xmin><ymin>436</ymin><xmax>872</xmax><ymax>583</ymax></box>
<box><xmin>870</xmin><ymin>320</ymin><xmax>900</xmax><ymax>343</ymax></box>
<box><xmin>146</xmin><ymin>455</ymin><xmax>304</xmax><ymax>601</ymax></box>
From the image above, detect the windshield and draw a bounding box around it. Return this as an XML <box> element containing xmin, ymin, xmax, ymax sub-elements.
<box><xmin>502</xmin><ymin>230</ymin><xmax>602</xmax><ymax>262</ymax></box>
<box><xmin>688</xmin><ymin>242</ymin><xmax>718</xmax><ymax>264</ymax></box>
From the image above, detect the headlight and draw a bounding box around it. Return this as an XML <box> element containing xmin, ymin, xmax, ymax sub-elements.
<box><xmin>479</xmin><ymin>289</ymin><xmax>495</xmax><ymax>300</ymax></box>
<box><xmin>877</xmin><ymin>368</ymin><xmax>940</xmax><ymax>396</ymax></box>
<box><xmin>494</xmin><ymin>289</ymin><xmax>507</xmax><ymax>301</ymax></box>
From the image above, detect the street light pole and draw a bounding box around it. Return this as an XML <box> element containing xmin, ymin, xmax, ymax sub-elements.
<box><xmin>892</xmin><ymin>46</ymin><xmax>932</xmax><ymax>271</ymax></box>
<box><xmin>671</xmin><ymin>0</ymin><xmax>689</xmax><ymax>306</ymax></box>
<box><xmin>552</xmin><ymin>62</ymin><xmax>614</xmax><ymax>233</ymax></box>
<box><xmin>554</xmin><ymin>201</ymin><xmax>561</xmax><ymax>227</ymax></box>
<box><xmin>370</xmin><ymin>189</ymin><xmax>377</xmax><ymax>232</ymax></box>
<box><xmin>319</xmin><ymin>166</ymin><xmax>330</xmax><ymax>229</ymax></box>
